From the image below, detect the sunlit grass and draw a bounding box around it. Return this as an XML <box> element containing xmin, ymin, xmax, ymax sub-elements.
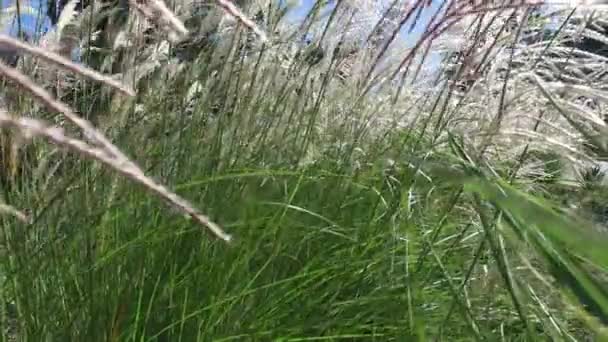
<box><xmin>0</xmin><ymin>0</ymin><xmax>606</xmax><ymax>340</ymax></box>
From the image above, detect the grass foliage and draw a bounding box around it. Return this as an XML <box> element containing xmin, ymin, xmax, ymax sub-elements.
<box><xmin>0</xmin><ymin>0</ymin><xmax>607</xmax><ymax>340</ymax></box>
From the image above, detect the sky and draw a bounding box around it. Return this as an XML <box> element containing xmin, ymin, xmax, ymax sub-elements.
<box><xmin>1</xmin><ymin>0</ymin><xmax>51</xmax><ymax>37</ymax></box>
<box><xmin>286</xmin><ymin>0</ymin><xmax>441</xmax><ymax>46</ymax></box>
<box><xmin>2</xmin><ymin>0</ymin><xmax>439</xmax><ymax>43</ymax></box>
<box><xmin>284</xmin><ymin>0</ymin><xmax>444</xmax><ymax>71</ymax></box>
<box><xmin>1</xmin><ymin>0</ymin><xmax>443</xmax><ymax>70</ymax></box>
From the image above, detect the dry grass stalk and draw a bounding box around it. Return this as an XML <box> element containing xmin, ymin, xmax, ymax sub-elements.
<box><xmin>129</xmin><ymin>0</ymin><xmax>189</xmax><ymax>42</ymax></box>
<box><xmin>0</xmin><ymin>201</ymin><xmax>30</xmax><ymax>223</ymax></box>
<box><xmin>370</xmin><ymin>0</ymin><xmax>608</xmax><ymax>92</ymax></box>
<box><xmin>0</xmin><ymin>61</ymin><xmax>231</xmax><ymax>242</ymax></box>
<box><xmin>511</xmin><ymin>114</ymin><xmax>582</xmax><ymax>137</ymax></box>
<box><xmin>0</xmin><ymin>34</ymin><xmax>134</xmax><ymax>97</ymax></box>
<box><xmin>504</xmin><ymin>129</ymin><xmax>593</xmax><ymax>161</ymax></box>
<box><xmin>0</xmin><ymin>61</ymin><xmax>128</xmax><ymax>161</ymax></box>
<box><xmin>0</xmin><ymin>109</ymin><xmax>231</xmax><ymax>242</ymax></box>
<box><xmin>215</xmin><ymin>0</ymin><xmax>269</xmax><ymax>43</ymax></box>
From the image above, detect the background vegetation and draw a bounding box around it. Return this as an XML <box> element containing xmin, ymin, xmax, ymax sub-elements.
<box><xmin>0</xmin><ymin>0</ymin><xmax>607</xmax><ymax>340</ymax></box>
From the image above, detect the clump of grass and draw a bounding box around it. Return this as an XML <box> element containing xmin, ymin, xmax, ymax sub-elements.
<box><xmin>0</xmin><ymin>0</ymin><xmax>606</xmax><ymax>340</ymax></box>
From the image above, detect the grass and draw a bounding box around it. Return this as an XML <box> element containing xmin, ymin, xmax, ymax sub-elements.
<box><xmin>0</xmin><ymin>0</ymin><xmax>607</xmax><ymax>340</ymax></box>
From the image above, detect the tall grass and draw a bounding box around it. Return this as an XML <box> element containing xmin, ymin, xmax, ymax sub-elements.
<box><xmin>0</xmin><ymin>0</ymin><xmax>606</xmax><ymax>340</ymax></box>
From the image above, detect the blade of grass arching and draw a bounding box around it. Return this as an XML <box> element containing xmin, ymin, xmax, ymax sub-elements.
<box><xmin>429</xmin><ymin>245</ymin><xmax>484</xmax><ymax>340</ymax></box>
<box><xmin>444</xmin><ymin>136</ymin><xmax>538</xmax><ymax>338</ymax></box>
<box><xmin>446</xmin><ymin>125</ymin><xmax>603</xmax><ymax>258</ymax></box>
<box><xmin>472</xmin><ymin>196</ymin><xmax>534</xmax><ymax>340</ymax></box>
<box><xmin>526</xmin><ymin>281</ymin><xmax>577</xmax><ymax>341</ymax></box>
<box><xmin>148</xmin><ymin>265</ymin><xmax>342</xmax><ymax>341</ymax></box>
<box><xmin>203</xmin><ymin>175</ymin><xmax>307</xmax><ymax>330</ymax></box>
<box><xmin>500</xmin><ymin>213</ymin><xmax>608</xmax><ymax>332</ymax></box>
<box><xmin>467</xmin><ymin>177</ymin><xmax>608</xmax><ymax>269</ymax></box>
<box><xmin>175</xmin><ymin>169</ymin><xmax>373</xmax><ymax>195</ymax></box>
<box><xmin>205</xmin><ymin>240</ymin><xmax>278</xmax><ymax>334</ymax></box>
<box><xmin>93</xmin><ymin>223</ymin><xmax>161</xmax><ymax>269</ymax></box>
<box><xmin>259</xmin><ymin>202</ymin><xmax>352</xmax><ymax>241</ymax></box>
<box><xmin>437</xmin><ymin>235</ymin><xmax>487</xmax><ymax>339</ymax></box>
<box><xmin>457</xmin><ymin>174</ymin><xmax>608</xmax><ymax>327</ymax></box>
